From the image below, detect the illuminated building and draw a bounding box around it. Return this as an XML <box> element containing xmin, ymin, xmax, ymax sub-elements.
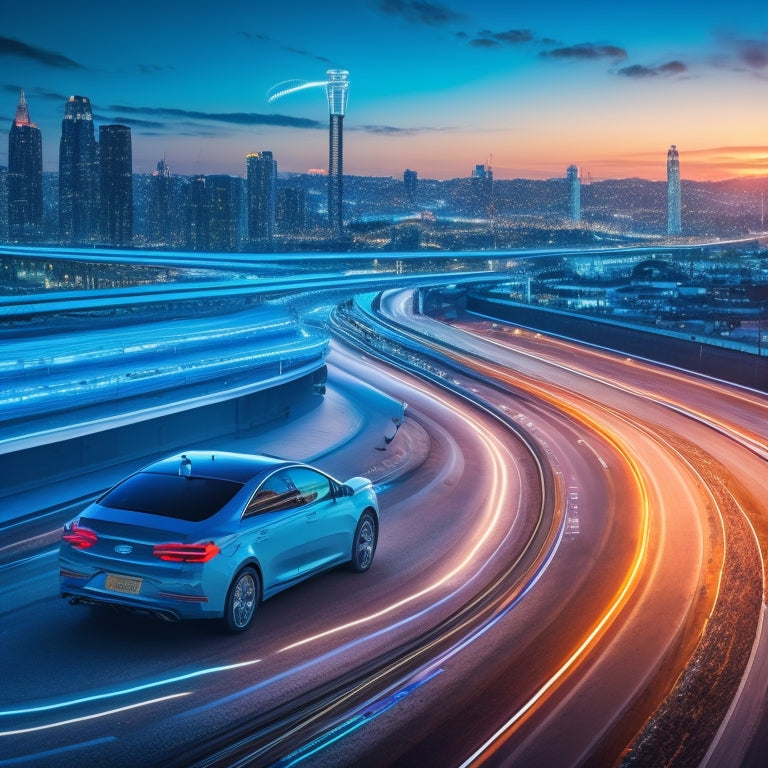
<box><xmin>8</xmin><ymin>91</ymin><xmax>43</xmax><ymax>241</ymax></box>
<box><xmin>59</xmin><ymin>95</ymin><xmax>99</xmax><ymax>244</ymax></box>
<box><xmin>150</xmin><ymin>158</ymin><xmax>174</xmax><ymax>246</ymax></box>
<box><xmin>667</xmin><ymin>145</ymin><xmax>681</xmax><ymax>236</ymax></box>
<box><xmin>325</xmin><ymin>69</ymin><xmax>349</xmax><ymax>237</ymax></box>
<box><xmin>185</xmin><ymin>175</ymin><xmax>209</xmax><ymax>251</ymax></box>
<box><xmin>206</xmin><ymin>175</ymin><xmax>243</xmax><ymax>252</ymax></box>
<box><xmin>99</xmin><ymin>124</ymin><xmax>133</xmax><ymax>246</ymax></box>
<box><xmin>246</xmin><ymin>151</ymin><xmax>277</xmax><ymax>241</ymax></box>
<box><xmin>404</xmin><ymin>169</ymin><xmax>418</xmax><ymax>201</ymax></box>
<box><xmin>277</xmin><ymin>187</ymin><xmax>306</xmax><ymax>234</ymax></box>
<box><xmin>567</xmin><ymin>165</ymin><xmax>581</xmax><ymax>223</ymax></box>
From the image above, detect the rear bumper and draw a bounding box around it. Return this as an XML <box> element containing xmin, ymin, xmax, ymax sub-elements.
<box><xmin>60</xmin><ymin>576</ymin><xmax>218</xmax><ymax>622</ymax></box>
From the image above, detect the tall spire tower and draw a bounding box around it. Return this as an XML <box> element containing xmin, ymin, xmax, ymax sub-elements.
<box><xmin>667</xmin><ymin>144</ymin><xmax>681</xmax><ymax>236</ymax></box>
<box><xmin>567</xmin><ymin>164</ymin><xmax>581</xmax><ymax>223</ymax></box>
<box><xmin>325</xmin><ymin>69</ymin><xmax>348</xmax><ymax>237</ymax></box>
<box><xmin>8</xmin><ymin>90</ymin><xmax>43</xmax><ymax>241</ymax></box>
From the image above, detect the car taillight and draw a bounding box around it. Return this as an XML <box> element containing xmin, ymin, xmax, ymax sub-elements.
<box><xmin>62</xmin><ymin>520</ymin><xmax>98</xmax><ymax>549</ymax></box>
<box><xmin>152</xmin><ymin>542</ymin><xmax>220</xmax><ymax>563</ymax></box>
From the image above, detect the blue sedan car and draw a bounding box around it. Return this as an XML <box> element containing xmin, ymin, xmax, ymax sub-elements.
<box><xmin>60</xmin><ymin>451</ymin><xmax>379</xmax><ymax>632</ymax></box>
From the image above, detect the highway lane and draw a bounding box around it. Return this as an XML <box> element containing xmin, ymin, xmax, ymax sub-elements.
<box><xmin>368</xmin><ymin>291</ymin><xmax>765</xmax><ymax>765</ymax></box>
<box><xmin>289</xmin><ymin>305</ymin><xmax>714</xmax><ymax>767</ymax></box>
<box><xmin>0</xmin><ymin>347</ymin><xmax>548</xmax><ymax>768</ymax></box>
<box><xmin>4</xmin><ymin>291</ymin><xmax>758</xmax><ymax>767</ymax></box>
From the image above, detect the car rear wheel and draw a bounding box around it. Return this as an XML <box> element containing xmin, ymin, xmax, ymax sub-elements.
<box><xmin>350</xmin><ymin>511</ymin><xmax>377</xmax><ymax>573</ymax></box>
<box><xmin>223</xmin><ymin>567</ymin><xmax>260</xmax><ymax>632</ymax></box>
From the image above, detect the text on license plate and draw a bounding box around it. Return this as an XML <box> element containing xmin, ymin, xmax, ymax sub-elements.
<box><xmin>105</xmin><ymin>574</ymin><xmax>143</xmax><ymax>594</ymax></box>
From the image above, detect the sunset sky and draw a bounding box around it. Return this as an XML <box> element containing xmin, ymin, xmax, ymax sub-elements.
<box><xmin>2</xmin><ymin>0</ymin><xmax>767</xmax><ymax>182</ymax></box>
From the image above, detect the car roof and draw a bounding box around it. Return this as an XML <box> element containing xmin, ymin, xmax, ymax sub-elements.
<box><xmin>142</xmin><ymin>451</ymin><xmax>299</xmax><ymax>484</ymax></box>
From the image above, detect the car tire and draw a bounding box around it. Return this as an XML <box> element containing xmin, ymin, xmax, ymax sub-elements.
<box><xmin>350</xmin><ymin>511</ymin><xmax>377</xmax><ymax>573</ymax></box>
<box><xmin>223</xmin><ymin>567</ymin><xmax>260</xmax><ymax>633</ymax></box>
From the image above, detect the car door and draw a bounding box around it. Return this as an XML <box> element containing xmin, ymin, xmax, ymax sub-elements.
<box><xmin>241</xmin><ymin>470</ymin><xmax>308</xmax><ymax>593</ymax></box>
<box><xmin>287</xmin><ymin>467</ymin><xmax>355</xmax><ymax>572</ymax></box>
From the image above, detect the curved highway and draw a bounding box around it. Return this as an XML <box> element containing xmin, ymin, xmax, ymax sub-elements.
<box><xmin>0</xmin><ymin>344</ymin><xmax>548</xmax><ymax>768</ymax></box>
<box><xmin>2</xmin><ymin>288</ymin><xmax>766</xmax><ymax>768</ymax></box>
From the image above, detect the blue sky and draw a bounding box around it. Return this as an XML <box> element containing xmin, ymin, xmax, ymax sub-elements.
<box><xmin>2</xmin><ymin>0</ymin><xmax>767</xmax><ymax>181</ymax></box>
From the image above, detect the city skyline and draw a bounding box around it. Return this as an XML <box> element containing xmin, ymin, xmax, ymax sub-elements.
<box><xmin>2</xmin><ymin>0</ymin><xmax>767</xmax><ymax>182</ymax></box>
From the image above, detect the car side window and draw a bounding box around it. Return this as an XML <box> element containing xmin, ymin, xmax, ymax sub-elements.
<box><xmin>284</xmin><ymin>467</ymin><xmax>334</xmax><ymax>506</ymax></box>
<box><xmin>244</xmin><ymin>471</ymin><xmax>304</xmax><ymax>517</ymax></box>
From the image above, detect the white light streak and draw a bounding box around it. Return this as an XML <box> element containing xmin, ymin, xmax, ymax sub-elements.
<box><xmin>0</xmin><ymin>694</ymin><xmax>189</xmax><ymax>737</ymax></box>
<box><xmin>0</xmin><ymin>658</ymin><xmax>260</xmax><ymax>718</ymax></box>
<box><xmin>266</xmin><ymin>80</ymin><xmax>328</xmax><ymax>103</ymax></box>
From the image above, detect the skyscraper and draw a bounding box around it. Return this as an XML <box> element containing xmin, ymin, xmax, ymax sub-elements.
<box><xmin>325</xmin><ymin>69</ymin><xmax>349</xmax><ymax>237</ymax></box>
<box><xmin>8</xmin><ymin>91</ymin><xmax>43</xmax><ymax>241</ymax></box>
<box><xmin>567</xmin><ymin>165</ymin><xmax>581</xmax><ymax>223</ymax></box>
<box><xmin>99</xmin><ymin>124</ymin><xmax>133</xmax><ymax>246</ymax></box>
<box><xmin>246</xmin><ymin>151</ymin><xmax>277</xmax><ymax>242</ymax></box>
<box><xmin>277</xmin><ymin>187</ymin><xmax>306</xmax><ymax>235</ymax></box>
<box><xmin>150</xmin><ymin>158</ymin><xmax>174</xmax><ymax>246</ymax></box>
<box><xmin>59</xmin><ymin>95</ymin><xmax>99</xmax><ymax>244</ymax></box>
<box><xmin>404</xmin><ymin>169</ymin><xmax>418</xmax><ymax>201</ymax></box>
<box><xmin>206</xmin><ymin>175</ymin><xmax>243</xmax><ymax>252</ymax></box>
<box><xmin>185</xmin><ymin>175</ymin><xmax>209</xmax><ymax>251</ymax></box>
<box><xmin>472</xmin><ymin>164</ymin><xmax>492</xmax><ymax>180</ymax></box>
<box><xmin>667</xmin><ymin>145</ymin><xmax>681</xmax><ymax>236</ymax></box>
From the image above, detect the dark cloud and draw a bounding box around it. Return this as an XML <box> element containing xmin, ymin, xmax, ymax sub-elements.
<box><xmin>358</xmin><ymin>124</ymin><xmax>414</xmax><ymax>134</ymax></box>
<box><xmin>616</xmin><ymin>64</ymin><xmax>656</xmax><ymax>78</ymax></box>
<box><xmin>109</xmin><ymin>104</ymin><xmax>322</xmax><ymax>129</ymax></box>
<box><xmin>349</xmin><ymin>123</ymin><xmax>449</xmax><ymax>136</ymax></box>
<box><xmin>470</xmin><ymin>28</ymin><xmax>537</xmax><ymax>49</ymax></box>
<box><xmin>470</xmin><ymin>38</ymin><xmax>502</xmax><ymax>49</ymax></box>
<box><xmin>712</xmin><ymin>31</ymin><xmax>768</xmax><ymax>73</ymax></box>
<box><xmin>33</xmin><ymin>88</ymin><xmax>71</xmax><ymax>102</ymax></box>
<box><xmin>616</xmin><ymin>60</ymin><xmax>687</xmax><ymax>78</ymax></box>
<box><xmin>100</xmin><ymin>115</ymin><xmax>167</xmax><ymax>129</ymax></box>
<box><xmin>282</xmin><ymin>45</ymin><xmax>332</xmax><ymax>64</ymax></box>
<box><xmin>0</xmin><ymin>36</ymin><xmax>84</xmax><ymax>69</ymax></box>
<box><xmin>374</xmin><ymin>0</ymin><xmax>466</xmax><ymax>27</ymax></box>
<box><xmin>541</xmin><ymin>43</ymin><xmax>627</xmax><ymax>61</ymax></box>
<box><xmin>2</xmin><ymin>85</ymin><xmax>69</xmax><ymax>103</ymax></box>
<box><xmin>489</xmin><ymin>29</ymin><xmax>535</xmax><ymax>45</ymax></box>
<box><xmin>659</xmin><ymin>60</ymin><xmax>687</xmax><ymax>75</ymax></box>
<box><xmin>242</xmin><ymin>30</ymin><xmax>331</xmax><ymax>64</ymax></box>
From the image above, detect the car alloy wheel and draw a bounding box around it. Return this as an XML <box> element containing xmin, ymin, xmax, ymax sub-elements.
<box><xmin>351</xmin><ymin>512</ymin><xmax>377</xmax><ymax>573</ymax></box>
<box><xmin>224</xmin><ymin>567</ymin><xmax>259</xmax><ymax>632</ymax></box>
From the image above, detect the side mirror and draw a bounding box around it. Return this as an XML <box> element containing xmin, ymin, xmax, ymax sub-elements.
<box><xmin>338</xmin><ymin>484</ymin><xmax>355</xmax><ymax>498</ymax></box>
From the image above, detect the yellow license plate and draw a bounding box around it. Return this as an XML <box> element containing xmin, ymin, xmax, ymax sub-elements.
<box><xmin>105</xmin><ymin>574</ymin><xmax>143</xmax><ymax>594</ymax></box>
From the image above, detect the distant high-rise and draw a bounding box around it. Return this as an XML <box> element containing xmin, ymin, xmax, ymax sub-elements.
<box><xmin>325</xmin><ymin>69</ymin><xmax>349</xmax><ymax>237</ymax></box>
<box><xmin>99</xmin><ymin>124</ymin><xmax>133</xmax><ymax>246</ymax></box>
<box><xmin>246</xmin><ymin>151</ymin><xmax>277</xmax><ymax>241</ymax></box>
<box><xmin>667</xmin><ymin>145</ymin><xmax>681</xmax><ymax>236</ymax></box>
<box><xmin>185</xmin><ymin>175</ymin><xmax>209</xmax><ymax>251</ymax></box>
<box><xmin>471</xmin><ymin>162</ymin><xmax>493</xmax><ymax>216</ymax></box>
<box><xmin>59</xmin><ymin>95</ymin><xmax>99</xmax><ymax>244</ymax></box>
<box><xmin>567</xmin><ymin>165</ymin><xmax>581</xmax><ymax>223</ymax></box>
<box><xmin>206</xmin><ymin>175</ymin><xmax>243</xmax><ymax>252</ymax></box>
<box><xmin>277</xmin><ymin>187</ymin><xmax>306</xmax><ymax>235</ymax></box>
<box><xmin>150</xmin><ymin>158</ymin><xmax>174</xmax><ymax>246</ymax></box>
<box><xmin>404</xmin><ymin>169</ymin><xmax>418</xmax><ymax>201</ymax></box>
<box><xmin>8</xmin><ymin>91</ymin><xmax>43</xmax><ymax>241</ymax></box>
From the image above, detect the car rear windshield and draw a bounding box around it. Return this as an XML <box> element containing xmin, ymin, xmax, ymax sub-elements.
<box><xmin>99</xmin><ymin>472</ymin><xmax>244</xmax><ymax>522</ymax></box>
